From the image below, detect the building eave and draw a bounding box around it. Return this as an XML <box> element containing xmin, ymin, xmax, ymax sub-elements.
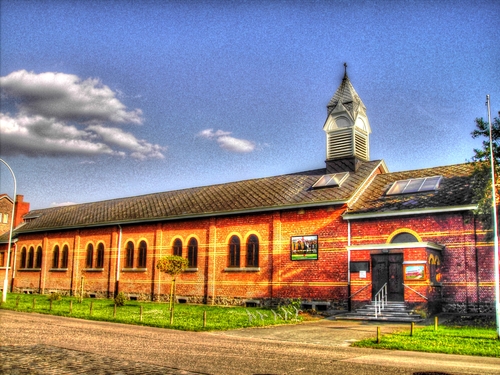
<box><xmin>343</xmin><ymin>204</ymin><xmax>478</xmax><ymax>220</ymax></box>
<box><xmin>348</xmin><ymin>241</ymin><xmax>444</xmax><ymax>251</ymax></box>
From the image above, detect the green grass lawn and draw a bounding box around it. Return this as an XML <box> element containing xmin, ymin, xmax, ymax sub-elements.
<box><xmin>353</xmin><ymin>324</ymin><xmax>500</xmax><ymax>357</ymax></box>
<box><xmin>0</xmin><ymin>293</ymin><xmax>304</xmax><ymax>331</ymax></box>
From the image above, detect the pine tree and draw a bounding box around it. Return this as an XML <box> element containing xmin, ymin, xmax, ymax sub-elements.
<box><xmin>471</xmin><ymin>112</ymin><xmax>500</xmax><ymax>236</ymax></box>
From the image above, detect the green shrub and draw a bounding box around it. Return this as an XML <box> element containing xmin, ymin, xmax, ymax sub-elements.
<box><xmin>47</xmin><ymin>292</ymin><xmax>62</xmax><ymax>302</ymax></box>
<box><xmin>114</xmin><ymin>292</ymin><xmax>128</xmax><ymax>306</ymax></box>
<box><xmin>289</xmin><ymin>298</ymin><xmax>302</xmax><ymax>310</ymax></box>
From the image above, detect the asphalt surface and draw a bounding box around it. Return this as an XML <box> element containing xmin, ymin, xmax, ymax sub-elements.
<box><xmin>1</xmin><ymin>309</ymin><xmax>500</xmax><ymax>374</ymax></box>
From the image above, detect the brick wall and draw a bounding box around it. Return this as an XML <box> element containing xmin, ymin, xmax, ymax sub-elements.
<box><xmin>10</xmin><ymin>205</ymin><xmax>351</xmax><ymax>307</ymax></box>
<box><xmin>8</xmin><ymin>206</ymin><xmax>495</xmax><ymax>313</ymax></box>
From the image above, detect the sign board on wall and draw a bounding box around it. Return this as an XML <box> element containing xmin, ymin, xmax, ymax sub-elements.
<box><xmin>290</xmin><ymin>235</ymin><xmax>318</xmax><ymax>261</ymax></box>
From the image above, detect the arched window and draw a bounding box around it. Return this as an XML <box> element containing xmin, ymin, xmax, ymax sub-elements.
<box><xmin>188</xmin><ymin>238</ymin><xmax>198</xmax><ymax>268</ymax></box>
<box><xmin>125</xmin><ymin>241</ymin><xmax>134</xmax><ymax>268</ymax></box>
<box><xmin>96</xmin><ymin>243</ymin><xmax>105</xmax><ymax>268</ymax></box>
<box><xmin>246</xmin><ymin>235</ymin><xmax>259</xmax><ymax>267</ymax></box>
<box><xmin>138</xmin><ymin>241</ymin><xmax>147</xmax><ymax>268</ymax></box>
<box><xmin>27</xmin><ymin>247</ymin><xmax>34</xmax><ymax>268</ymax></box>
<box><xmin>35</xmin><ymin>246</ymin><xmax>43</xmax><ymax>268</ymax></box>
<box><xmin>173</xmin><ymin>239</ymin><xmax>182</xmax><ymax>257</ymax></box>
<box><xmin>228</xmin><ymin>236</ymin><xmax>240</xmax><ymax>267</ymax></box>
<box><xmin>52</xmin><ymin>245</ymin><xmax>60</xmax><ymax>269</ymax></box>
<box><xmin>20</xmin><ymin>247</ymin><xmax>27</xmax><ymax>269</ymax></box>
<box><xmin>86</xmin><ymin>244</ymin><xmax>94</xmax><ymax>268</ymax></box>
<box><xmin>391</xmin><ymin>232</ymin><xmax>419</xmax><ymax>243</ymax></box>
<box><xmin>61</xmin><ymin>245</ymin><xmax>69</xmax><ymax>268</ymax></box>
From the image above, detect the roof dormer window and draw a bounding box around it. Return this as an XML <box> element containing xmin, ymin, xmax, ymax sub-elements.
<box><xmin>386</xmin><ymin>176</ymin><xmax>442</xmax><ymax>195</ymax></box>
<box><xmin>312</xmin><ymin>172</ymin><xmax>349</xmax><ymax>189</ymax></box>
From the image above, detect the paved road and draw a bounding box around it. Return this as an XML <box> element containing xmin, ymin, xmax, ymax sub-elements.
<box><xmin>1</xmin><ymin>309</ymin><xmax>500</xmax><ymax>374</ymax></box>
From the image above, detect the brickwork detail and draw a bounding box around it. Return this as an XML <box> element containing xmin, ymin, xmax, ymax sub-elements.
<box><xmin>2</xmin><ymin>207</ymin><xmax>495</xmax><ymax>313</ymax></box>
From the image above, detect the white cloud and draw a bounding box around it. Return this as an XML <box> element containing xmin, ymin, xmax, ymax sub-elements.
<box><xmin>50</xmin><ymin>201</ymin><xmax>78</xmax><ymax>207</ymax></box>
<box><xmin>216</xmin><ymin>135</ymin><xmax>255</xmax><ymax>153</ymax></box>
<box><xmin>0</xmin><ymin>70</ymin><xmax>165</xmax><ymax>159</ymax></box>
<box><xmin>0</xmin><ymin>113</ymin><xmax>121</xmax><ymax>157</ymax></box>
<box><xmin>197</xmin><ymin>128</ymin><xmax>255</xmax><ymax>153</ymax></box>
<box><xmin>87</xmin><ymin>125</ymin><xmax>166</xmax><ymax>160</ymax></box>
<box><xmin>0</xmin><ymin>70</ymin><xmax>142</xmax><ymax>124</ymax></box>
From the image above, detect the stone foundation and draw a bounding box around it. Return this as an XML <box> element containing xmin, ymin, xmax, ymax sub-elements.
<box><xmin>442</xmin><ymin>302</ymin><xmax>495</xmax><ymax>314</ymax></box>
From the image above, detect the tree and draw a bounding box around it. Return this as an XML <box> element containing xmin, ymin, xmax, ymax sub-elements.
<box><xmin>156</xmin><ymin>255</ymin><xmax>189</xmax><ymax>313</ymax></box>
<box><xmin>471</xmin><ymin>111</ymin><xmax>500</xmax><ymax>236</ymax></box>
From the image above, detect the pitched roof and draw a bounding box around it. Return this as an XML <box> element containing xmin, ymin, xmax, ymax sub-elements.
<box><xmin>345</xmin><ymin>162</ymin><xmax>478</xmax><ymax>217</ymax></box>
<box><xmin>0</xmin><ymin>194</ymin><xmax>13</xmax><ymax>203</ymax></box>
<box><xmin>15</xmin><ymin>160</ymin><xmax>384</xmax><ymax>233</ymax></box>
<box><xmin>326</xmin><ymin>72</ymin><xmax>366</xmax><ymax>121</ymax></box>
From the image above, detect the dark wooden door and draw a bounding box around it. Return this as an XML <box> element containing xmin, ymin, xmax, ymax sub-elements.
<box><xmin>371</xmin><ymin>253</ymin><xmax>404</xmax><ymax>301</ymax></box>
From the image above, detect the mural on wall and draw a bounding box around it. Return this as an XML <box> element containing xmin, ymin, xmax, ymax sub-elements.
<box><xmin>290</xmin><ymin>235</ymin><xmax>318</xmax><ymax>261</ymax></box>
<box><xmin>404</xmin><ymin>264</ymin><xmax>426</xmax><ymax>281</ymax></box>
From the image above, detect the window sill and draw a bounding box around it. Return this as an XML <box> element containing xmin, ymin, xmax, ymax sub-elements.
<box><xmin>224</xmin><ymin>267</ymin><xmax>260</xmax><ymax>272</ymax></box>
<box><xmin>49</xmin><ymin>268</ymin><xmax>69</xmax><ymax>272</ymax></box>
<box><xmin>0</xmin><ymin>267</ymin><xmax>12</xmax><ymax>270</ymax></box>
<box><xmin>183</xmin><ymin>268</ymin><xmax>198</xmax><ymax>272</ymax></box>
<box><xmin>121</xmin><ymin>268</ymin><xmax>147</xmax><ymax>272</ymax></box>
<box><xmin>83</xmin><ymin>268</ymin><xmax>104</xmax><ymax>272</ymax></box>
<box><xmin>18</xmin><ymin>268</ymin><xmax>41</xmax><ymax>272</ymax></box>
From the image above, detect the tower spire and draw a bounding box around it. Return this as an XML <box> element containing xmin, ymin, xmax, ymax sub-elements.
<box><xmin>322</xmin><ymin>65</ymin><xmax>371</xmax><ymax>173</ymax></box>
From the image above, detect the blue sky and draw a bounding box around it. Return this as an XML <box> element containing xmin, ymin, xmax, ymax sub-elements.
<box><xmin>1</xmin><ymin>0</ymin><xmax>499</xmax><ymax>210</ymax></box>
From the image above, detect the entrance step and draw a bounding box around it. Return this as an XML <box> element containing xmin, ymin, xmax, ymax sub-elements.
<box><xmin>335</xmin><ymin>301</ymin><xmax>423</xmax><ymax>322</ymax></box>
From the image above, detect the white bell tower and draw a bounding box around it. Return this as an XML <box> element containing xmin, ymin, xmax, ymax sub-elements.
<box><xmin>323</xmin><ymin>64</ymin><xmax>371</xmax><ymax>172</ymax></box>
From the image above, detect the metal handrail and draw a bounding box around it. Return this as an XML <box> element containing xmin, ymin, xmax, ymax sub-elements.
<box><xmin>403</xmin><ymin>283</ymin><xmax>428</xmax><ymax>300</ymax></box>
<box><xmin>347</xmin><ymin>282</ymin><xmax>372</xmax><ymax>299</ymax></box>
<box><xmin>373</xmin><ymin>283</ymin><xmax>387</xmax><ymax>318</ymax></box>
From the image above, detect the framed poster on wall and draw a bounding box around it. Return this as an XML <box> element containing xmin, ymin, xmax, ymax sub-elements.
<box><xmin>290</xmin><ymin>235</ymin><xmax>318</xmax><ymax>261</ymax></box>
<box><xmin>404</xmin><ymin>264</ymin><xmax>426</xmax><ymax>280</ymax></box>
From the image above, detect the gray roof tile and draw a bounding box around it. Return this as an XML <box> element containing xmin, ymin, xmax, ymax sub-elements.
<box><xmin>16</xmin><ymin>160</ymin><xmax>383</xmax><ymax>233</ymax></box>
<box><xmin>347</xmin><ymin>162</ymin><xmax>477</xmax><ymax>215</ymax></box>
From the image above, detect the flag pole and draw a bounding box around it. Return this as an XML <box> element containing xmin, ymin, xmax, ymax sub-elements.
<box><xmin>486</xmin><ymin>95</ymin><xmax>500</xmax><ymax>339</ymax></box>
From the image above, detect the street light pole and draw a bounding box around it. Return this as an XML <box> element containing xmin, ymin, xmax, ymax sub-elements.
<box><xmin>486</xmin><ymin>95</ymin><xmax>500</xmax><ymax>339</ymax></box>
<box><xmin>1</xmin><ymin>158</ymin><xmax>16</xmax><ymax>303</ymax></box>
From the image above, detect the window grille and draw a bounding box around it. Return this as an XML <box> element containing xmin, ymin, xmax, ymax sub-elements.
<box><xmin>228</xmin><ymin>236</ymin><xmax>240</xmax><ymax>267</ymax></box>
<box><xmin>173</xmin><ymin>239</ymin><xmax>182</xmax><ymax>257</ymax></box>
<box><xmin>138</xmin><ymin>241</ymin><xmax>147</xmax><ymax>268</ymax></box>
<box><xmin>53</xmin><ymin>246</ymin><xmax>60</xmax><ymax>268</ymax></box>
<box><xmin>246</xmin><ymin>235</ymin><xmax>259</xmax><ymax>267</ymax></box>
<box><xmin>86</xmin><ymin>244</ymin><xmax>94</xmax><ymax>268</ymax></box>
<box><xmin>188</xmin><ymin>238</ymin><xmax>198</xmax><ymax>268</ymax></box>
<box><xmin>125</xmin><ymin>241</ymin><xmax>134</xmax><ymax>268</ymax></box>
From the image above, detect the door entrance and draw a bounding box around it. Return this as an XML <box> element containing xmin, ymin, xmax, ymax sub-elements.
<box><xmin>371</xmin><ymin>253</ymin><xmax>404</xmax><ymax>301</ymax></box>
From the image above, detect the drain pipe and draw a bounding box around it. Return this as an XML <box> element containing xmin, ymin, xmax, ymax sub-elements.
<box><xmin>347</xmin><ymin>219</ymin><xmax>352</xmax><ymax>311</ymax></box>
<box><xmin>10</xmin><ymin>243</ymin><xmax>17</xmax><ymax>292</ymax></box>
<box><xmin>115</xmin><ymin>224</ymin><xmax>122</xmax><ymax>297</ymax></box>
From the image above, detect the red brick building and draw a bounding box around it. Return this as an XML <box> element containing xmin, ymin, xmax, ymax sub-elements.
<box><xmin>0</xmin><ymin>71</ymin><xmax>496</xmax><ymax>314</ymax></box>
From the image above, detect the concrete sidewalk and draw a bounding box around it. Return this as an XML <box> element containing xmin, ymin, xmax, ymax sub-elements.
<box><xmin>2</xmin><ymin>309</ymin><xmax>500</xmax><ymax>374</ymax></box>
<box><xmin>211</xmin><ymin>317</ymin><xmax>407</xmax><ymax>346</ymax></box>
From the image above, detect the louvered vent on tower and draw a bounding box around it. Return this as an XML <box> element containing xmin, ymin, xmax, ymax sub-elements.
<box><xmin>354</xmin><ymin>129</ymin><xmax>369</xmax><ymax>160</ymax></box>
<box><xmin>327</xmin><ymin>128</ymin><xmax>353</xmax><ymax>160</ymax></box>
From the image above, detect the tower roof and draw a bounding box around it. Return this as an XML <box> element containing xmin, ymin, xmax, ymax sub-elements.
<box><xmin>326</xmin><ymin>64</ymin><xmax>366</xmax><ymax>121</ymax></box>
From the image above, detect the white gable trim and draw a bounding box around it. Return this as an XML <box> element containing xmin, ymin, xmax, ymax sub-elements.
<box><xmin>348</xmin><ymin>242</ymin><xmax>444</xmax><ymax>251</ymax></box>
<box><xmin>343</xmin><ymin>204</ymin><xmax>478</xmax><ymax>220</ymax></box>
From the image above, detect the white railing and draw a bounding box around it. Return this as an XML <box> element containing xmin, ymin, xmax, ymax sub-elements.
<box><xmin>373</xmin><ymin>283</ymin><xmax>387</xmax><ymax>318</ymax></box>
<box><xmin>403</xmin><ymin>283</ymin><xmax>428</xmax><ymax>300</ymax></box>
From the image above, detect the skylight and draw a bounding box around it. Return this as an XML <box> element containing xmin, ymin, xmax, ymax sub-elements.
<box><xmin>312</xmin><ymin>172</ymin><xmax>349</xmax><ymax>189</ymax></box>
<box><xmin>386</xmin><ymin>176</ymin><xmax>442</xmax><ymax>195</ymax></box>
